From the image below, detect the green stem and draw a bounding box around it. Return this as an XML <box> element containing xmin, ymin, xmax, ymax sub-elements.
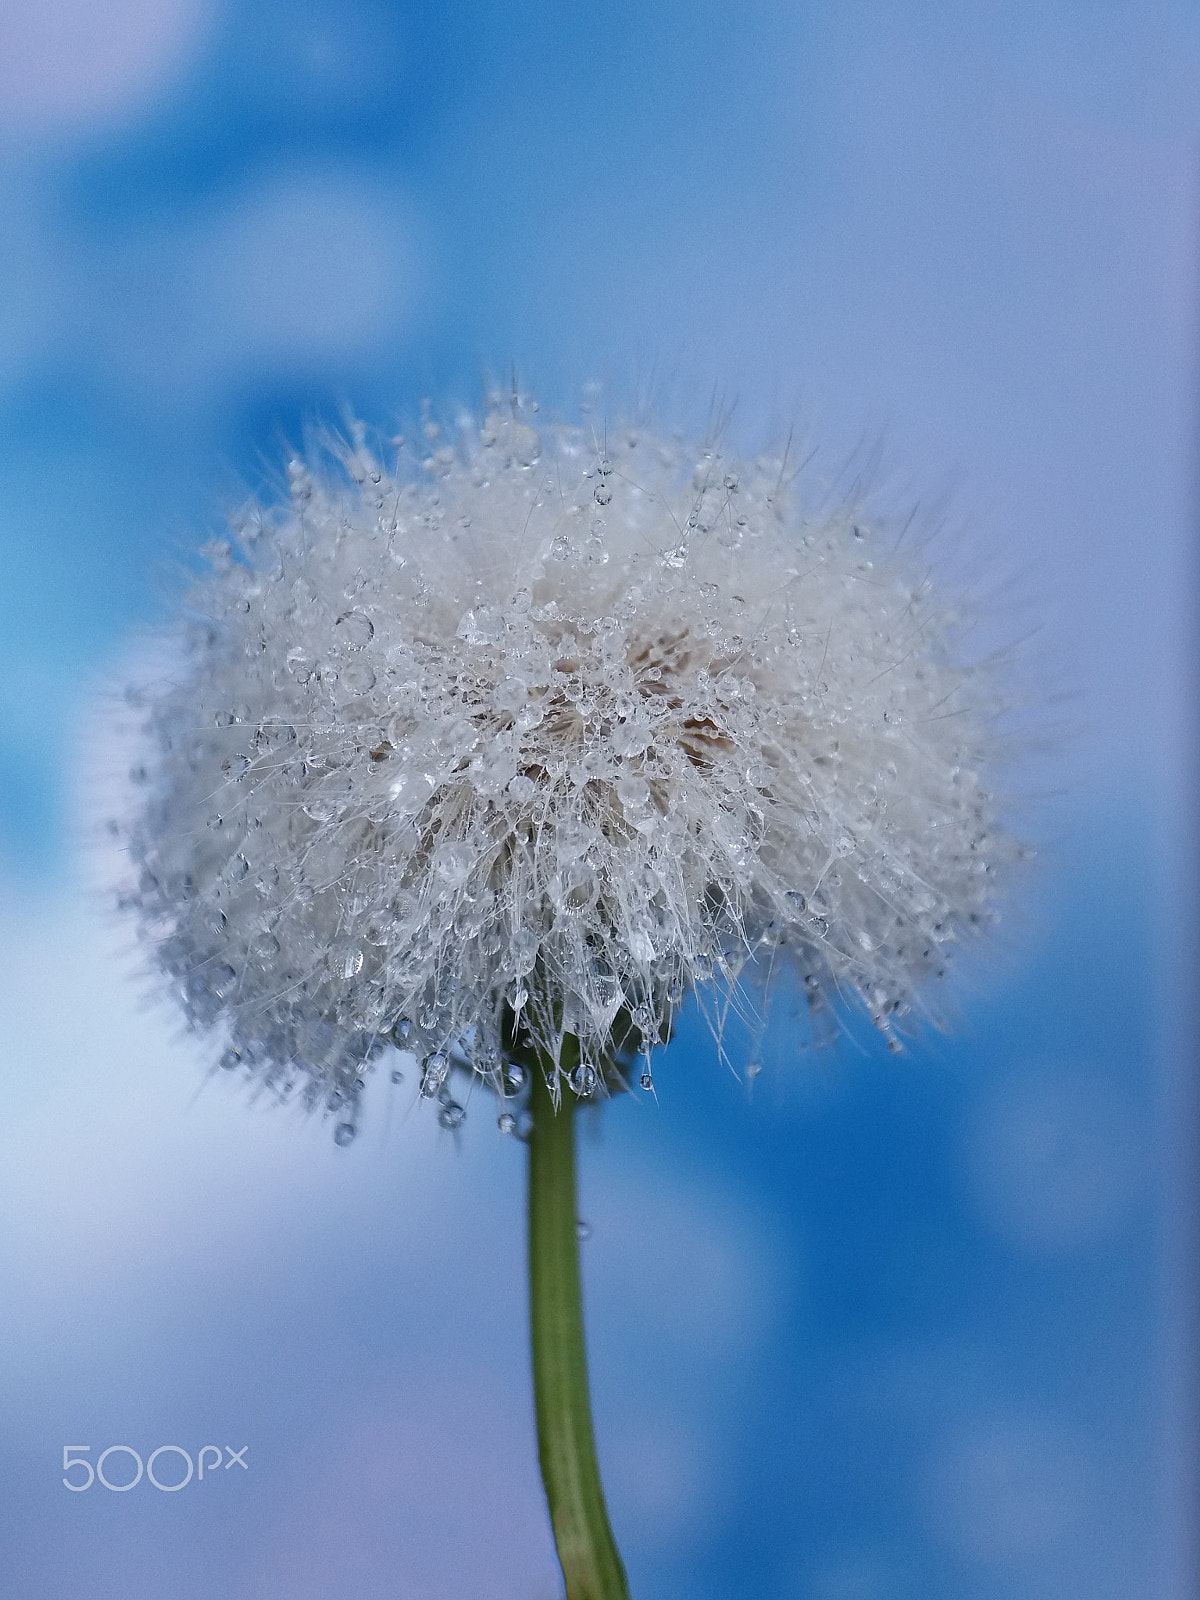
<box><xmin>527</xmin><ymin>1045</ymin><xmax>631</xmax><ymax>1600</ymax></box>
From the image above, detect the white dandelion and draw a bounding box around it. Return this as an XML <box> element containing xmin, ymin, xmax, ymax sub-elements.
<box><xmin>119</xmin><ymin>394</ymin><xmax>1016</xmax><ymax>1123</ymax></box>
<box><xmin>115</xmin><ymin>388</ymin><xmax>1025</xmax><ymax>1600</ymax></box>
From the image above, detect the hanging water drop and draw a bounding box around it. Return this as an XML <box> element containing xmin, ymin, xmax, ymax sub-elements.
<box><xmin>421</xmin><ymin>1052</ymin><xmax>450</xmax><ymax>1096</ymax></box>
<box><xmin>569</xmin><ymin>1063</ymin><xmax>598</xmax><ymax>1098</ymax></box>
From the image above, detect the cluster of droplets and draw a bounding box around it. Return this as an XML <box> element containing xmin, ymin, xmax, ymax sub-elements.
<box><xmin>117</xmin><ymin>393</ymin><xmax>1019</xmax><ymax>1130</ymax></box>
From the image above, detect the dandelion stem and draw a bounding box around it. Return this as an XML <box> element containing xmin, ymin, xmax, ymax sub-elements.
<box><xmin>527</xmin><ymin>1045</ymin><xmax>630</xmax><ymax>1600</ymax></box>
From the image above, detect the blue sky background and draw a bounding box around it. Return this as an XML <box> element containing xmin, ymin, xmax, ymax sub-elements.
<box><xmin>0</xmin><ymin>2</ymin><xmax>1196</xmax><ymax>1596</ymax></box>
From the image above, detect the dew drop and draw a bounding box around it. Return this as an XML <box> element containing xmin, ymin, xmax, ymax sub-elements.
<box><xmin>503</xmin><ymin>1062</ymin><xmax>527</xmax><ymax>1094</ymax></box>
<box><xmin>391</xmin><ymin>1017</ymin><xmax>413</xmax><ymax>1045</ymax></box>
<box><xmin>341</xmin><ymin>660</ymin><xmax>377</xmax><ymax>694</ymax></box>
<box><xmin>219</xmin><ymin>1048</ymin><xmax>241</xmax><ymax>1070</ymax></box>
<box><xmin>746</xmin><ymin>1060</ymin><xmax>762</xmax><ymax>1080</ymax></box>
<box><xmin>335</xmin><ymin>610</ymin><xmax>374</xmax><ymax>649</ymax></box>
<box><xmin>390</xmin><ymin>1068</ymin><xmax>404</xmax><ymax>1085</ymax></box>
<box><xmin>497</xmin><ymin>1111</ymin><xmax>517</xmax><ymax>1135</ymax></box>
<box><xmin>568</xmin><ymin>1064</ymin><xmax>599</xmax><ymax>1098</ymax></box>
<box><xmin>421</xmin><ymin>1052</ymin><xmax>450</xmax><ymax>1096</ymax></box>
<box><xmin>250</xmin><ymin>930</ymin><xmax>280</xmax><ymax>959</ymax></box>
<box><xmin>576</xmin><ymin>1220</ymin><xmax>592</xmax><ymax>1241</ymax></box>
<box><xmin>334</xmin><ymin>1121</ymin><xmax>357</xmax><ymax>1147</ymax></box>
<box><xmin>593</xmin><ymin>484</ymin><xmax>612</xmax><ymax>506</ymax></box>
<box><xmin>639</xmin><ymin>1071</ymin><xmax>653</xmax><ymax>1091</ymax></box>
<box><xmin>286</xmin><ymin>649</ymin><xmax>317</xmax><ymax>682</ymax></box>
<box><xmin>438</xmin><ymin>1101</ymin><xmax>465</xmax><ymax>1130</ymax></box>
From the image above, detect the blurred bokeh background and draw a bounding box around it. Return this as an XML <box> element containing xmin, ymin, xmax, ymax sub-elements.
<box><xmin>0</xmin><ymin>2</ymin><xmax>1196</xmax><ymax>1596</ymax></box>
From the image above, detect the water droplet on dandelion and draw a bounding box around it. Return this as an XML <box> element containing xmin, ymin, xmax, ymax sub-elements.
<box><xmin>335</xmin><ymin>610</ymin><xmax>374</xmax><ymax>648</ymax></box>
<box><xmin>569</xmin><ymin>1064</ymin><xmax>599</xmax><ymax>1098</ymax></box>
<box><xmin>421</xmin><ymin>1052</ymin><xmax>450</xmax><ymax>1097</ymax></box>
<box><xmin>341</xmin><ymin>660</ymin><xmax>377</xmax><ymax>694</ymax></box>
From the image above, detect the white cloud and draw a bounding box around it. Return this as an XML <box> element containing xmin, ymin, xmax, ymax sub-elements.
<box><xmin>184</xmin><ymin>167</ymin><xmax>423</xmax><ymax>370</ymax></box>
<box><xmin>98</xmin><ymin>164</ymin><xmax>429</xmax><ymax>403</ymax></box>
<box><xmin>961</xmin><ymin>1061</ymin><xmax>1144</xmax><ymax>1253</ymax></box>
<box><xmin>603</xmin><ymin>1410</ymin><xmax>714</xmax><ymax>1547</ymax></box>
<box><xmin>0</xmin><ymin>0</ymin><xmax>217</xmax><ymax>137</ymax></box>
<box><xmin>922</xmin><ymin>1411</ymin><xmax>1092</xmax><ymax>1565</ymax></box>
<box><xmin>583</xmin><ymin>1157</ymin><xmax>790</xmax><ymax>1357</ymax></box>
<box><xmin>247</xmin><ymin>1371</ymin><xmax>561</xmax><ymax>1600</ymax></box>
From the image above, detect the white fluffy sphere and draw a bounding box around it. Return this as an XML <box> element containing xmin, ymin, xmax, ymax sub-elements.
<box><xmin>120</xmin><ymin>398</ymin><xmax>1019</xmax><ymax>1125</ymax></box>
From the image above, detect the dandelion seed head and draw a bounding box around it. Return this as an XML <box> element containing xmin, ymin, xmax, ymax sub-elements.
<box><xmin>120</xmin><ymin>395</ymin><xmax>1019</xmax><ymax>1109</ymax></box>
